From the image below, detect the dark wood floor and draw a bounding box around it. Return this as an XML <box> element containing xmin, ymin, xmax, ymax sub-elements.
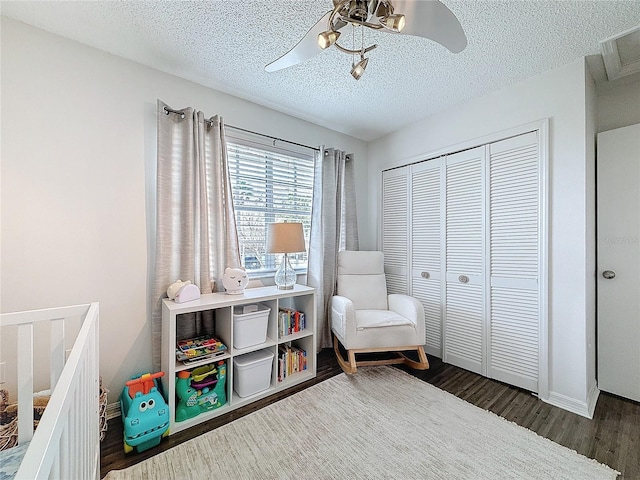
<box><xmin>101</xmin><ymin>349</ymin><xmax>639</xmax><ymax>479</ymax></box>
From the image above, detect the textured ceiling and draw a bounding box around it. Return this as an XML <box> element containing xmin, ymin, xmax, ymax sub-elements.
<box><xmin>2</xmin><ymin>1</ymin><xmax>639</xmax><ymax>141</ymax></box>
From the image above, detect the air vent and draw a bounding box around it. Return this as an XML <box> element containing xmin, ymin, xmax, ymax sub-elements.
<box><xmin>601</xmin><ymin>25</ymin><xmax>640</xmax><ymax>81</ymax></box>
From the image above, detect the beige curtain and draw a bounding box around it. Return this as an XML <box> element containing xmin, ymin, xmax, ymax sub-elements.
<box><xmin>306</xmin><ymin>147</ymin><xmax>359</xmax><ymax>350</ymax></box>
<box><xmin>151</xmin><ymin>100</ymin><xmax>240</xmax><ymax>370</ymax></box>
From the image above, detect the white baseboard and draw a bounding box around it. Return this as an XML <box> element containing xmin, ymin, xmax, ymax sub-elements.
<box><xmin>106</xmin><ymin>402</ymin><xmax>121</xmax><ymax>420</ymax></box>
<box><xmin>545</xmin><ymin>385</ymin><xmax>600</xmax><ymax>419</ymax></box>
<box><xmin>586</xmin><ymin>382</ymin><xmax>600</xmax><ymax>418</ymax></box>
<box><xmin>424</xmin><ymin>345</ymin><xmax>441</xmax><ymax>358</ymax></box>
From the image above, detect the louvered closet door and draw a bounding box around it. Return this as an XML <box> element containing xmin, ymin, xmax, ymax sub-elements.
<box><xmin>488</xmin><ymin>132</ymin><xmax>540</xmax><ymax>392</ymax></box>
<box><xmin>444</xmin><ymin>147</ymin><xmax>485</xmax><ymax>374</ymax></box>
<box><xmin>382</xmin><ymin>168</ymin><xmax>409</xmax><ymax>294</ymax></box>
<box><xmin>411</xmin><ymin>159</ymin><xmax>443</xmax><ymax>355</ymax></box>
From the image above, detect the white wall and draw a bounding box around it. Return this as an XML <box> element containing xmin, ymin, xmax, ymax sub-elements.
<box><xmin>597</xmin><ymin>76</ymin><xmax>640</xmax><ymax>133</ymax></box>
<box><xmin>367</xmin><ymin>59</ymin><xmax>595</xmax><ymax>415</ymax></box>
<box><xmin>0</xmin><ymin>17</ymin><xmax>369</xmax><ymax>402</ymax></box>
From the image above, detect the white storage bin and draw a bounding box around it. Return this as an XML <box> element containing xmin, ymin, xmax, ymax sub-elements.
<box><xmin>233</xmin><ymin>349</ymin><xmax>274</xmax><ymax>397</ymax></box>
<box><xmin>233</xmin><ymin>304</ymin><xmax>270</xmax><ymax>349</ymax></box>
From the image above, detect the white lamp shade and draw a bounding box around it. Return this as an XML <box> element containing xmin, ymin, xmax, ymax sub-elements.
<box><xmin>266</xmin><ymin>222</ymin><xmax>306</xmax><ymax>253</ymax></box>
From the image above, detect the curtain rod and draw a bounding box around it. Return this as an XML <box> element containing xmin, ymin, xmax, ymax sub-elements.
<box><xmin>162</xmin><ymin>106</ymin><xmax>319</xmax><ymax>152</ymax></box>
<box><xmin>226</xmin><ymin>124</ymin><xmax>320</xmax><ymax>152</ymax></box>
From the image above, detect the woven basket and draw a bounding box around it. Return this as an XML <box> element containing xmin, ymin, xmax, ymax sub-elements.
<box><xmin>0</xmin><ymin>389</ymin><xmax>17</xmax><ymax>451</ymax></box>
<box><xmin>99</xmin><ymin>379</ymin><xmax>109</xmax><ymax>442</ymax></box>
<box><xmin>0</xmin><ymin>390</ymin><xmax>42</xmax><ymax>451</ymax></box>
<box><xmin>0</xmin><ymin>381</ymin><xmax>109</xmax><ymax>450</ymax></box>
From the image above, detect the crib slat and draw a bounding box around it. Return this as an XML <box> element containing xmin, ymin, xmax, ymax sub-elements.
<box><xmin>17</xmin><ymin>323</ymin><xmax>34</xmax><ymax>444</ymax></box>
<box><xmin>51</xmin><ymin>439</ymin><xmax>61</xmax><ymax>479</ymax></box>
<box><xmin>50</xmin><ymin>318</ymin><xmax>65</xmax><ymax>390</ymax></box>
<box><xmin>60</xmin><ymin>420</ymin><xmax>70</xmax><ymax>479</ymax></box>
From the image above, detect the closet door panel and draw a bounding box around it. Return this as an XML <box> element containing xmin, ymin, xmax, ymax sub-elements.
<box><xmin>382</xmin><ymin>168</ymin><xmax>409</xmax><ymax>294</ymax></box>
<box><xmin>490</xmin><ymin>286</ymin><xmax>538</xmax><ymax>392</ymax></box>
<box><xmin>446</xmin><ymin>152</ymin><xmax>484</xmax><ymax>276</ymax></box>
<box><xmin>411</xmin><ymin>159</ymin><xmax>443</xmax><ymax>354</ymax></box>
<box><xmin>488</xmin><ymin>132</ymin><xmax>540</xmax><ymax>392</ymax></box>
<box><xmin>412</xmin><ymin>279</ymin><xmax>441</xmax><ymax>353</ymax></box>
<box><xmin>445</xmin><ymin>282</ymin><xmax>483</xmax><ymax>373</ymax></box>
<box><xmin>443</xmin><ymin>147</ymin><xmax>485</xmax><ymax>374</ymax></box>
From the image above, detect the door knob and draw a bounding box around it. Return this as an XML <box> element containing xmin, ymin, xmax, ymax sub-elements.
<box><xmin>602</xmin><ymin>270</ymin><xmax>616</xmax><ymax>279</ymax></box>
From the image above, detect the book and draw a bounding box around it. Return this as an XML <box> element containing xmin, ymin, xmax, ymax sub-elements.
<box><xmin>278</xmin><ymin>307</ymin><xmax>306</xmax><ymax>338</ymax></box>
<box><xmin>277</xmin><ymin>344</ymin><xmax>307</xmax><ymax>381</ymax></box>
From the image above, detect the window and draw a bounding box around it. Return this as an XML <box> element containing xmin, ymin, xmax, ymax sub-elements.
<box><xmin>227</xmin><ymin>138</ymin><xmax>315</xmax><ymax>274</ymax></box>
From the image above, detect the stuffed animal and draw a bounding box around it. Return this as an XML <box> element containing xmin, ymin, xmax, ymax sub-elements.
<box><xmin>222</xmin><ymin>267</ymin><xmax>249</xmax><ymax>295</ymax></box>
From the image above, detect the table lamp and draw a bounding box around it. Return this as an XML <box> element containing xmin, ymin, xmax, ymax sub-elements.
<box><xmin>266</xmin><ymin>222</ymin><xmax>305</xmax><ymax>290</ymax></box>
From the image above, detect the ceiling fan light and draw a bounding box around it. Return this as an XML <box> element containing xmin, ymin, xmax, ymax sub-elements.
<box><xmin>350</xmin><ymin>57</ymin><xmax>369</xmax><ymax>80</ymax></box>
<box><xmin>382</xmin><ymin>13</ymin><xmax>405</xmax><ymax>32</ymax></box>
<box><xmin>318</xmin><ymin>30</ymin><xmax>341</xmax><ymax>49</ymax></box>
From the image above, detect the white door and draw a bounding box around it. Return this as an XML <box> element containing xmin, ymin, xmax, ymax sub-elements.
<box><xmin>597</xmin><ymin>123</ymin><xmax>640</xmax><ymax>402</ymax></box>
<box><xmin>443</xmin><ymin>146</ymin><xmax>486</xmax><ymax>375</ymax></box>
<box><xmin>487</xmin><ymin>132</ymin><xmax>540</xmax><ymax>393</ymax></box>
<box><xmin>411</xmin><ymin>158</ymin><xmax>444</xmax><ymax>356</ymax></box>
<box><xmin>382</xmin><ymin>167</ymin><xmax>410</xmax><ymax>294</ymax></box>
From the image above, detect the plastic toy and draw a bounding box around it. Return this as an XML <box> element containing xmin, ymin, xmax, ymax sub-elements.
<box><xmin>190</xmin><ymin>364</ymin><xmax>219</xmax><ymax>390</ymax></box>
<box><xmin>120</xmin><ymin>372</ymin><xmax>170</xmax><ymax>453</ymax></box>
<box><xmin>174</xmin><ymin>371</ymin><xmax>200</xmax><ymax>421</ymax></box>
<box><xmin>175</xmin><ymin>361</ymin><xmax>227</xmax><ymax>422</ymax></box>
<box><xmin>175</xmin><ymin>335</ymin><xmax>227</xmax><ymax>363</ymax></box>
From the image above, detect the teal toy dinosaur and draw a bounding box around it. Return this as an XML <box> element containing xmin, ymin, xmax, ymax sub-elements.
<box><xmin>175</xmin><ymin>361</ymin><xmax>227</xmax><ymax>422</ymax></box>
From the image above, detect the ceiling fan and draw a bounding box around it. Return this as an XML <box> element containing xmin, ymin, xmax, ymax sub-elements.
<box><xmin>265</xmin><ymin>0</ymin><xmax>467</xmax><ymax>80</ymax></box>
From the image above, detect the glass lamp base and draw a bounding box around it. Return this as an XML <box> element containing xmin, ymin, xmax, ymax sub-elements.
<box><xmin>274</xmin><ymin>254</ymin><xmax>296</xmax><ymax>290</ymax></box>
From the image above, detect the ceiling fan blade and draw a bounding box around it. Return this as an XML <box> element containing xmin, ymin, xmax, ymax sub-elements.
<box><xmin>392</xmin><ymin>0</ymin><xmax>467</xmax><ymax>53</ymax></box>
<box><xmin>265</xmin><ymin>10</ymin><xmax>333</xmax><ymax>72</ymax></box>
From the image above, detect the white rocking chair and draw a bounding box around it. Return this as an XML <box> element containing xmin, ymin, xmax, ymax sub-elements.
<box><xmin>330</xmin><ymin>251</ymin><xmax>429</xmax><ymax>374</ymax></box>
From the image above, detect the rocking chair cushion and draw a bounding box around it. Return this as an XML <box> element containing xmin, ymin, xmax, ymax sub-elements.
<box><xmin>355</xmin><ymin>310</ymin><xmax>414</xmax><ymax>330</ymax></box>
<box><xmin>336</xmin><ymin>251</ymin><xmax>389</xmax><ymax>311</ymax></box>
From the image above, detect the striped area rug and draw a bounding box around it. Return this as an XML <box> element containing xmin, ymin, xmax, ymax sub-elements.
<box><xmin>105</xmin><ymin>367</ymin><xmax>618</xmax><ymax>479</ymax></box>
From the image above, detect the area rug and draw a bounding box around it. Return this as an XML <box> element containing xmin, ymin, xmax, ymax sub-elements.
<box><xmin>104</xmin><ymin>367</ymin><xmax>619</xmax><ymax>480</ymax></box>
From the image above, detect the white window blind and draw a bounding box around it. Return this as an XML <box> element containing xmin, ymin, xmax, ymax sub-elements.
<box><xmin>227</xmin><ymin>139</ymin><xmax>315</xmax><ymax>273</ymax></box>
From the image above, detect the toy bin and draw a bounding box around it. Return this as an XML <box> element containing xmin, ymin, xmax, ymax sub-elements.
<box><xmin>233</xmin><ymin>304</ymin><xmax>270</xmax><ymax>349</ymax></box>
<box><xmin>233</xmin><ymin>349</ymin><xmax>274</xmax><ymax>398</ymax></box>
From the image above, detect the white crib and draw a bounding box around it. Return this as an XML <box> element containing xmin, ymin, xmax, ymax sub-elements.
<box><xmin>0</xmin><ymin>303</ymin><xmax>100</xmax><ymax>479</ymax></box>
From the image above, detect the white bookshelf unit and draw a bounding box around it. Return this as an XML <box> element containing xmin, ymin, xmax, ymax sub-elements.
<box><xmin>161</xmin><ymin>284</ymin><xmax>316</xmax><ymax>434</ymax></box>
